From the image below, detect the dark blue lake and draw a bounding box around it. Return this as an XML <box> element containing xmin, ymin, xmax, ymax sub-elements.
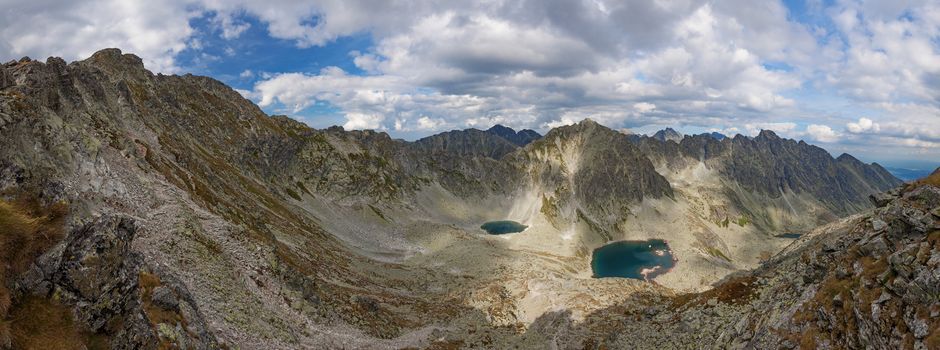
<box><xmin>480</xmin><ymin>220</ymin><xmax>527</xmax><ymax>235</ymax></box>
<box><xmin>776</xmin><ymin>233</ymin><xmax>802</xmax><ymax>239</ymax></box>
<box><xmin>591</xmin><ymin>239</ymin><xmax>676</xmax><ymax>280</ymax></box>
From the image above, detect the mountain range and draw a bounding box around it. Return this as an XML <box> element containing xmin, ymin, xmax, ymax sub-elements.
<box><xmin>1</xmin><ymin>49</ymin><xmax>934</xmax><ymax>349</ymax></box>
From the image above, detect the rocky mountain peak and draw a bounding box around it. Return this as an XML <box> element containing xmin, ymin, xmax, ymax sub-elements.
<box><xmin>485</xmin><ymin>124</ymin><xmax>542</xmax><ymax>146</ymax></box>
<box><xmin>579</xmin><ymin>118</ymin><xmax>598</xmax><ymax>126</ymax></box>
<box><xmin>698</xmin><ymin>131</ymin><xmax>727</xmax><ymax>140</ymax></box>
<box><xmin>755</xmin><ymin>129</ymin><xmax>780</xmax><ymax>140</ymax></box>
<box><xmin>836</xmin><ymin>153</ymin><xmax>861</xmax><ymax>163</ymax></box>
<box><xmin>83</xmin><ymin>48</ymin><xmax>148</xmax><ymax>76</ymax></box>
<box><xmin>652</xmin><ymin>127</ymin><xmax>684</xmax><ymax>142</ymax></box>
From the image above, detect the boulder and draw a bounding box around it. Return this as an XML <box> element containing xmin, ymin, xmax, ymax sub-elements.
<box><xmin>151</xmin><ymin>286</ymin><xmax>179</xmax><ymax>311</ymax></box>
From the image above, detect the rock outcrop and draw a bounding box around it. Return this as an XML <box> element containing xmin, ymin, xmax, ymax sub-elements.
<box><xmin>20</xmin><ymin>215</ymin><xmax>217</xmax><ymax>349</ymax></box>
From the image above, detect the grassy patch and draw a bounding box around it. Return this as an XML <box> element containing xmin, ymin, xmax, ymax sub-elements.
<box><xmin>540</xmin><ymin>195</ymin><xmax>560</xmax><ymax>220</ymax></box>
<box><xmin>369</xmin><ymin>205</ymin><xmax>389</xmax><ymax>222</ymax></box>
<box><xmin>671</xmin><ymin>275</ymin><xmax>758</xmax><ymax>309</ymax></box>
<box><xmin>704</xmin><ymin>246</ymin><xmax>732</xmax><ymax>262</ymax></box>
<box><xmin>717</xmin><ymin>217</ymin><xmax>730</xmax><ymax>228</ymax></box>
<box><xmin>284</xmin><ymin>187</ymin><xmax>302</xmax><ymax>201</ymax></box>
<box><xmin>0</xmin><ymin>197</ymin><xmax>86</xmax><ymax>348</ymax></box>
<box><xmin>139</xmin><ymin>272</ymin><xmax>184</xmax><ymax>326</ymax></box>
<box><xmin>6</xmin><ymin>296</ymin><xmax>104</xmax><ymax>350</ymax></box>
<box><xmin>917</xmin><ymin>169</ymin><xmax>940</xmax><ymax>187</ymax></box>
<box><xmin>139</xmin><ymin>271</ymin><xmax>195</xmax><ymax>349</ymax></box>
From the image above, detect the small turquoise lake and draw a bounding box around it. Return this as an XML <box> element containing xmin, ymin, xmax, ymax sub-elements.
<box><xmin>776</xmin><ymin>233</ymin><xmax>802</xmax><ymax>239</ymax></box>
<box><xmin>480</xmin><ymin>220</ymin><xmax>528</xmax><ymax>235</ymax></box>
<box><xmin>591</xmin><ymin>239</ymin><xmax>676</xmax><ymax>280</ymax></box>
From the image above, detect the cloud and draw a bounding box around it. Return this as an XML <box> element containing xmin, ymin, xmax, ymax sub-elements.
<box><xmin>806</xmin><ymin>124</ymin><xmax>840</xmax><ymax>143</ymax></box>
<box><xmin>846</xmin><ymin>117</ymin><xmax>880</xmax><ymax>134</ymax></box>
<box><xmin>824</xmin><ymin>1</ymin><xmax>940</xmax><ymax>103</ymax></box>
<box><xmin>744</xmin><ymin>122</ymin><xmax>797</xmax><ymax>136</ymax></box>
<box><xmin>0</xmin><ymin>0</ymin><xmax>196</xmax><ymax>72</ymax></box>
<box><xmin>2</xmin><ymin>0</ymin><xmax>938</xmax><ymax>161</ymax></box>
<box><xmin>633</xmin><ymin>102</ymin><xmax>656</xmax><ymax>113</ymax></box>
<box><xmin>246</xmin><ymin>2</ymin><xmax>813</xmax><ymax>135</ymax></box>
<box><xmin>416</xmin><ymin>116</ymin><xmax>444</xmax><ymax>130</ymax></box>
<box><xmin>343</xmin><ymin>112</ymin><xmax>384</xmax><ymax>130</ymax></box>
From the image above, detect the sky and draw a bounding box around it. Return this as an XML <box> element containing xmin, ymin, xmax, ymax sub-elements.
<box><xmin>0</xmin><ymin>0</ymin><xmax>938</xmax><ymax>170</ymax></box>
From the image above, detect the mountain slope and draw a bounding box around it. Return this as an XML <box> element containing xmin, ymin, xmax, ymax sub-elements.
<box><xmin>631</xmin><ymin>130</ymin><xmax>902</xmax><ymax>232</ymax></box>
<box><xmin>0</xmin><ymin>49</ymin><xmax>911</xmax><ymax>349</ymax></box>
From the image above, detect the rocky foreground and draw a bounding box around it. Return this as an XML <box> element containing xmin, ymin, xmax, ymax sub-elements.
<box><xmin>0</xmin><ymin>49</ymin><xmax>925</xmax><ymax>349</ymax></box>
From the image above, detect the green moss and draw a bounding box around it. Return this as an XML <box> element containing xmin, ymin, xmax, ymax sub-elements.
<box><xmin>540</xmin><ymin>195</ymin><xmax>559</xmax><ymax>219</ymax></box>
<box><xmin>368</xmin><ymin>205</ymin><xmax>389</xmax><ymax>222</ymax></box>
<box><xmin>717</xmin><ymin>217</ymin><xmax>730</xmax><ymax>228</ymax></box>
<box><xmin>704</xmin><ymin>247</ymin><xmax>732</xmax><ymax>262</ymax></box>
<box><xmin>296</xmin><ymin>182</ymin><xmax>312</xmax><ymax>196</ymax></box>
<box><xmin>284</xmin><ymin>187</ymin><xmax>302</xmax><ymax>201</ymax></box>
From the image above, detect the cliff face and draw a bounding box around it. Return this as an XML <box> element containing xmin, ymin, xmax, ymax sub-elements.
<box><xmin>631</xmin><ymin>130</ymin><xmax>902</xmax><ymax>232</ymax></box>
<box><xmin>0</xmin><ymin>49</ymin><xmax>913</xmax><ymax>349</ymax></box>
<box><xmin>412</xmin><ymin>128</ymin><xmax>519</xmax><ymax>159</ymax></box>
<box><xmin>510</xmin><ymin>119</ymin><xmax>674</xmax><ymax>237</ymax></box>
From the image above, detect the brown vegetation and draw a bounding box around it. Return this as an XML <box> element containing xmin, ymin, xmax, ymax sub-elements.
<box><xmin>0</xmin><ymin>196</ymin><xmax>79</xmax><ymax>348</ymax></box>
<box><xmin>670</xmin><ymin>275</ymin><xmax>759</xmax><ymax>309</ymax></box>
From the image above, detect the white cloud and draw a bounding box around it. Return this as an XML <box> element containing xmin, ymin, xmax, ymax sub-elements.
<box><xmin>806</xmin><ymin>124</ymin><xmax>840</xmax><ymax>143</ymax></box>
<box><xmin>846</xmin><ymin>117</ymin><xmax>880</xmax><ymax>134</ymax></box>
<box><xmin>343</xmin><ymin>112</ymin><xmax>384</xmax><ymax>130</ymax></box>
<box><xmin>824</xmin><ymin>1</ymin><xmax>940</xmax><ymax>103</ymax></box>
<box><xmin>416</xmin><ymin>116</ymin><xmax>444</xmax><ymax>130</ymax></box>
<box><xmin>744</xmin><ymin>122</ymin><xmax>797</xmax><ymax>136</ymax></box>
<box><xmin>244</xmin><ymin>1</ymin><xmax>815</xmax><ymax>134</ymax></box>
<box><xmin>2</xmin><ymin>0</ymin><xmax>938</xmax><ymax>160</ymax></box>
<box><xmin>211</xmin><ymin>12</ymin><xmax>251</xmax><ymax>39</ymax></box>
<box><xmin>633</xmin><ymin>102</ymin><xmax>656</xmax><ymax>113</ymax></box>
<box><xmin>239</xmin><ymin>69</ymin><xmax>254</xmax><ymax>78</ymax></box>
<box><xmin>0</xmin><ymin>0</ymin><xmax>196</xmax><ymax>72</ymax></box>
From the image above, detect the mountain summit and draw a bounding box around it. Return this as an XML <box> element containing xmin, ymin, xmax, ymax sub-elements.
<box><xmin>651</xmin><ymin>127</ymin><xmax>684</xmax><ymax>142</ymax></box>
<box><xmin>485</xmin><ymin>124</ymin><xmax>542</xmax><ymax>146</ymax></box>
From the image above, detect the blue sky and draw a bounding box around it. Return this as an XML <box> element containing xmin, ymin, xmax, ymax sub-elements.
<box><xmin>0</xmin><ymin>0</ymin><xmax>938</xmax><ymax>170</ymax></box>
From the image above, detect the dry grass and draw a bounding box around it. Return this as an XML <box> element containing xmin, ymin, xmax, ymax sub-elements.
<box><xmin>670</xmin><ymin>275</ymin><xmax>758</xmax><ymax>309</ymax></box>
<box><xmin>139</xmin><ymin>271</ymin><xmax>184</xmax><ymax>327</ymax></box>
<box><xmin>6</xmin><ymin>296</ymin><xmax>91</xmax><ymax>350</ymax></box>
<box><xmin>919</xmin><ymin>168</ymin><xmax>940</xmax><ymax>187</ymax></box>
<box><xmin>139</xmin><ymin>271</ymin><xmax>195</xmax><ymax>349</ymax></box>
<box><xmin>0</xmin><ymin>197</ymin><xmax>88</xmax><ymax>348</ymax></box>
<box><xmin>903</xmin><ymin>167</ymin><xmax>940</xmax><ymax>194</ymax></box>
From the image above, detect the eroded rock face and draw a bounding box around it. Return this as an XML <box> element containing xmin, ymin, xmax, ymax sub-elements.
<box><xmin>21</xmin><ymin>215</ymin><xmax>218</xmax><ymax>349</ymax></box>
